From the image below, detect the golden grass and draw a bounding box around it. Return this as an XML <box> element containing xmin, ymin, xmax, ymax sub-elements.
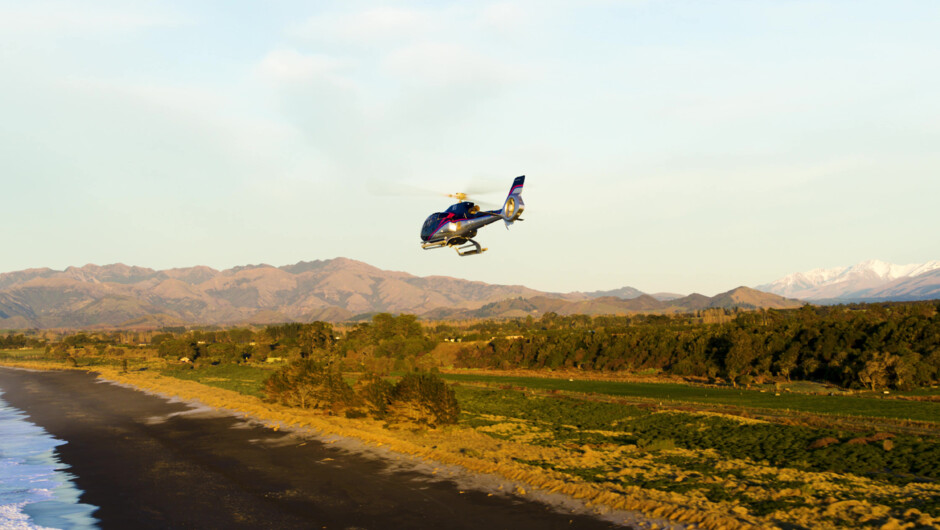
<box><xmin>654</xmin><ymin>409</ymin><xmax>769</xmax><ymax>425</ymax></box>
<box><xmin>0</xmin><ymin>360</ymin><xmax>87</xmax><ymax>371</ymax></box>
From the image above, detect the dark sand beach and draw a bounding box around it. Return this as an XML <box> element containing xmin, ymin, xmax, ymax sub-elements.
<box><xmin>0</xmin><ymin>368</ymin><xmax>628</xmax><ymax>529</ymax></box>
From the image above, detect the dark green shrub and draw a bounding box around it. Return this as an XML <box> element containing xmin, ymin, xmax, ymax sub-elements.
<box><xmin>389</xmin><ymin>372</ymin><xmax>460</xmax><ymax>426</ymax></box>
<box><xmin>264</xmin><ymin>359</ymin><xmax>358</xmax><ymax>411</ymax></box>
<box><xmin>356</xmin><ymin>372</ymin><xmax>394</xmax><ymax>417</ymax></box>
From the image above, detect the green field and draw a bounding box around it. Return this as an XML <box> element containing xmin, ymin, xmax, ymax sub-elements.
<box><xmin>0</xmin><ymin>348</ymin><xmax>127</xmax><ymax>368</ymax></box>
<box><xmin>0</xmin><ymin>350</ymin><xmax>276</xmax><ymax>399</ymax></box>
<box><xmin>0</xmin><ymin>348</ymin><xmax>48</xmax><ymax>360</ymax></box>
<box><xmin>440</xmin><ymin>372</ymin><xmax>940</xmax><ymax>423</ymax></box>
<box><xmin>159</xmin><ymin>363</ymin><xmax>278</xmax><ymax>398</ymax></box>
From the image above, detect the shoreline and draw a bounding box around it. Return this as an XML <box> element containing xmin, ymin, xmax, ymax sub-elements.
<box><xmin>0</xmin><ymin>366</ymin><xmax>668</xmax><ymax>529</ymax></box>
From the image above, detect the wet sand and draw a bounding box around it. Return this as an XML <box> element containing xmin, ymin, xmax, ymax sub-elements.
<box><xmin>0</xmin><ymin>368</ymin><xmax>629</xmax><ymax>529</ymax></box>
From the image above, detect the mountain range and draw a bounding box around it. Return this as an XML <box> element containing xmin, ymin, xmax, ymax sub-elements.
<box><xmin>755</xmin><ymin>259</ymin><xmax>940</xmax><ymax>302</ymax></box>
<box><xmin>0</xmin><ymin>258</ymin><xmax>802</xmax><ymax>329</ymax></box>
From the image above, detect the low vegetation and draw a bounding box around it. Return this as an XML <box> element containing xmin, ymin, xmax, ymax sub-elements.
<box><xmin>2</xmin><ymin>300</ymin><xmax>939</xmax><ymax>529</ymax></box>
<box><xmin>439</xmin><ymin>373</ymin><xmax>940</xmax><ymax>424</ymax></box>
<box><xmin>454</xmin><ymin>385</ymin><xmax>940</xmax><ymax>526</ymax></box>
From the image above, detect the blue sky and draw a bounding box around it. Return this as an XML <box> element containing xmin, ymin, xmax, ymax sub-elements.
<box><xmin>2</xmin><ymin>0</ymin><xmax>938</xmax><ymax>295</ymax></box>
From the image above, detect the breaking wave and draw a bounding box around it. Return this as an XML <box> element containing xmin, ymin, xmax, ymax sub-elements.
<box><xmin>0</xmin><ymin>391</ymin><xmax>98</xmax><ymax>529</ymax></box>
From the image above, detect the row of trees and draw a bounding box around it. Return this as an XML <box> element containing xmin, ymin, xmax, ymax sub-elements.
<box><xmin>150</xmin><ymin>322</ymin><xmax>338</xmax><ymax>365</ymax></box>
<box><xmin>453</xmin><ymin>302</ymin><xmax>940</xmax><ymax>389</ymax></box>
<box><xmin>7</xmin><ymin>315</ymin><xmax>427</xmax><ymax>368</ymax></box>
<box><xmin>0</xmin><ymin>333</ymin><xmax>44</xmax><ymax>349</ymax></box>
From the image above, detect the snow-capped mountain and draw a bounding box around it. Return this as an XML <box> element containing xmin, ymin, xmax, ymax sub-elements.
<box><xmin>756</xmin><ymin>259</ymin><xmax>940</xmax><ymax>301</ymax></box>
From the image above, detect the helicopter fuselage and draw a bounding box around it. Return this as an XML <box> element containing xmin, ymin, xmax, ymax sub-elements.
<box><xmin>419</xmin><ymin>201</ymin><xmax>500</xmax><ymax>245</ymax></box>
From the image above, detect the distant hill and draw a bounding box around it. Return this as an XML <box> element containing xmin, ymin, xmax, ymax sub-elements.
<box><xmin>418</xmin><ymin>287</ymin><xmax>803</xmax><ymax>320</ymax></box>
<box><xmin>0</xmin><ymin>259</ymin><xmax>803</xmax><ymax>329</ymax></box>
<box><xmin>756</xmin><ymin>259</ymin><xmax>940</xmax><ymax>302</ymax></box>
<box><xmin>560</xmin><ymin>286</ymin><xmax>645</xmax><ymax>300</ymax></box>
<box><xmin>0</xmin><ymin>258</ymin><xmax>542</xmax><ymax>328</ymax></box>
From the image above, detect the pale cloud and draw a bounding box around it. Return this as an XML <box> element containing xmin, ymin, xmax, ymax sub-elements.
<box><xmin>256</xmin><ymin>49</ymin><xmax>347</xmax><ymax>84</ymax></box>
<box><xmin>619</xmin><ymin>157</ymin><xmax>870</xmax><ymax>199</ymax></box>
<box><xmin>3</xmin><ymin>73</ymin><xmax>324</xmax><ymax>194</ymax></box>
<box><xmin>253</xmin><ymin>49</ymin><xmax>369</xmax><ymax>173</ymax></box>
<box><xmin>482</xmin><ymin>3</ymin><xmax>528</xmax><ymax>32</ymax></box>
<box><xmin>384</xmin><ymin>42</ymin><xmax>515</xmax><ymax>88</ymax></box>
<box><xmin>0</xmin><ymin>2</ymin><xmax>185</xmax><ymax>34</ymax></box>
<box><xmin>64</xmin><ymin>77</ymin><xmax>222</xmax><ymax>115</ymax></box>
<box><xmin>290</xmin><ymin>7</ymin><xmax>433</xmax><ymax>44</ymax></box>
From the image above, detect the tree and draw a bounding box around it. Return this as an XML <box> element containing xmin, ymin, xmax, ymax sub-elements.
<box><xmin>857</xmin><ymin>351</ymin><xmax>892</xmax><ymax>391</ymax></box>
<box><xmin>724</xmin><ymin>329</ymin><xmax>758</xmax><ymax>387</ymax></box>
<box><xmin>388</xmin><ymin>372</ymin><xmax>460</xmax><ymax>426</ymax></box>
<box><xmin>264</xmin><ymin>359</ymin><xmax>358</xmax><ymax>411</ymax></box>
<box><xmin>890</xmin><ymin>351</ymin><xmax>920</xmax><ymax>391</ymax></box>
<box><xmin>355</xmin><ymin>372</ymin><xmax>394</xmax><ymax>417</ymax></box>
<box><xmin>774</xmin><ymin>344</ymin><xmax>800</xmax><ymax>382</ymax></box>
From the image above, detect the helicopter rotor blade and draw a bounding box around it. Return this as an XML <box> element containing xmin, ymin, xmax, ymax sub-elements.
<box><xmin>367</xmin><ymin>177</ymin><xmax>502</xmax><ymax>209</ymax></box>
<box><xmin>462</xmin><ymin>175</ymin><xmax>506</xmax><ymax>196</ymax></box>
<box><xmin>367</xmin><ymin>179</ymin><xmax>442</xmax><ymax>198</ymax></box>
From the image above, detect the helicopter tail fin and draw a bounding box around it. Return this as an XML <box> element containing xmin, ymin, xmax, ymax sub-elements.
<box><xmin>500</xmin><ymin>175</ymin><xmax>525</xmax><ymax>225</ymax></box>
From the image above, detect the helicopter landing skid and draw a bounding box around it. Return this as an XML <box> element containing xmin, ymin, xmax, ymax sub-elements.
<box><xmin>421</xmin><ymin>238</ymin><xmax>487</xmax><ymax>256</ymax></box>
<box><xmin>454</xmin><ymin>239</ymin><xmax>487</xmax><ymax>256</ymax></box>
<box><xmin>421</xmin><ymin>240</ymin><xmax>448</xmax><ymax>251</ymax></box>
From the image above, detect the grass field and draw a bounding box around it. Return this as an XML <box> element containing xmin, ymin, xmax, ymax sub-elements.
<box><xmin>0</xmin><ymin>347</ymin><xmax>48</xmax><ymax>360</ymax></box>
<box><xmin>440</xmin><ymin>372</ymin><xmax>940</xmax><ymax>423</ymax></box>
<box><xmin>159</xmin><ymin>364</ymin><xmax>277</xmax><ymax>398</ymax></box>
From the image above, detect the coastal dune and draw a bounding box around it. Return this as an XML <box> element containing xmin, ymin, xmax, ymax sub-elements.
<box><xmin>0</xmin><ymin>368</ymin><xmax>624</xmax><ymax>529</ymax></box>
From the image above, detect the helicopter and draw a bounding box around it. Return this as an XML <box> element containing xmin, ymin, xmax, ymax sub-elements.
<box><xmin>419</xmin><ymin>175</ymin><xmax>525</xmax><ymax>256</ymax></box>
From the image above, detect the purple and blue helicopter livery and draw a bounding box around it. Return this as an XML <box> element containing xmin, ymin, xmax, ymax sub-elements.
<box><xmin>419</xmin><ymin>175</ymin><xmax>525</xmax><ymax>256</ymax></box>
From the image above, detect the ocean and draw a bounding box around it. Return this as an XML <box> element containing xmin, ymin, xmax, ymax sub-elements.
<box><xmin>0</xmin><ymin>390</ymin><xmax>98</xmax><ymax>529</ymax></box>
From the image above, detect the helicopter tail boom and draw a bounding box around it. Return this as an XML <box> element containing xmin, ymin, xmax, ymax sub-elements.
<box><xmin>500</xmin><ymin>175</ymin><xmax>525</xmax><ymax>225</ymax></box>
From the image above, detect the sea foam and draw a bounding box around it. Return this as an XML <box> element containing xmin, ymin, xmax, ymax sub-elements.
<box><xmin>0</xmin><ymin>391</ymin><xmax>98</xmax><ymax>529</ymax></box>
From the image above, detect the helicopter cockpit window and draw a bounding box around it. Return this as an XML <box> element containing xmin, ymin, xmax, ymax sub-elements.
<box><xmin>445</xmin><ymin>202</ymin><xmax>472</xmax><ymax>216</ymax></box>
<box><xmin>421</xmin><ymin>213</ymin><xmax>443</xmax><ymax>240</ymax></box>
